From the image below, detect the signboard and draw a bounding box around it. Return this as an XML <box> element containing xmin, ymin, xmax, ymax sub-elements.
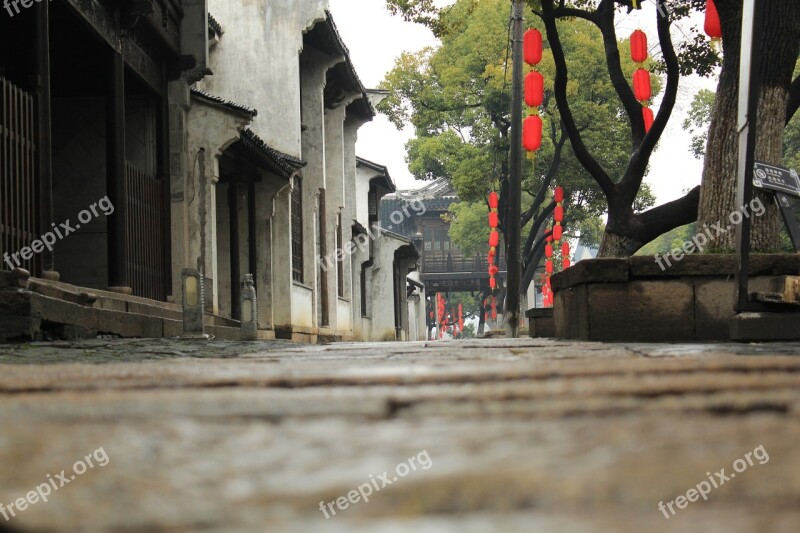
<box><xmin>753</xmin><ymin>161</ymin><xmax>800</xmax><ymax>197</ymax></box>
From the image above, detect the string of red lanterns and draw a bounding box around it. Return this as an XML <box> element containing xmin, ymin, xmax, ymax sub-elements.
<box><xmin>629</xmin><ymin>28</ymin><xmax>654</xmax><ymax>133</ymax></box>
<box><xmin>542</xmin><ymin>186</ymin><xmax>569</xmax><ymax>308</ymax></box>
<box><xmin>523</xmin><ymin>28</ymin><xmax>544</xmax><ymax>158</ymax></box>
<box><xmin>487</xmin><ymin>191</ymin><xmax>499</xmax><ymax>290</ymax></box>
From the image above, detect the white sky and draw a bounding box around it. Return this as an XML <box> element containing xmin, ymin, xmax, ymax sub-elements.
<box><xmin>328</xmin><ymin>0</ymin><xmax>719</xmax><ymax>204</ymax></box>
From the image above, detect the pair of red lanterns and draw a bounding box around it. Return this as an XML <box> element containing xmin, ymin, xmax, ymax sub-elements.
<box><xmin>483</xmin><ymin>296</ymin><xmax>498</xmax><ymax>322</ymax></box>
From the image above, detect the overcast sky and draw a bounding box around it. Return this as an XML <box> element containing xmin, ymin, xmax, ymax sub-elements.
<box><xmin>328</xmin><ymin>0</ymin><xmax>719</xmax><ymax>205</ymax></box>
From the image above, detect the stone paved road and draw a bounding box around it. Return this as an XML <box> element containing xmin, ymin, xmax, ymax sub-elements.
<box><xmin>0</xmin><ymin>338</ymin><xmax>799</xmax><ymax>532</ymax></box>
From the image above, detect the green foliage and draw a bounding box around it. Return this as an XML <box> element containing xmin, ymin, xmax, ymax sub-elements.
<box><xmin>381</xmin><ymin>0</ymin><xmax>658</xmax><ymax>257</ymax></box>
<box><xmin>459</xmin><ymin>322</ymin><xmax>477</xmax><ymax>338</ymax></box>
<box><xmin>446</xmin><ymin>201</ymin><xmax>491</xmax><ymax>256</ymax></box>
<box><xmin>683</xmin><ymin>89</ymin><xmax>716</xmax><ymax>159</ymax></box>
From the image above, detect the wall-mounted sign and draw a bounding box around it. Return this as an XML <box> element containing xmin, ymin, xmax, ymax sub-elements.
<box><xmin>753</xmin><ymin>161</ymin><xmax>800</xmax><ymax>197</ymax></box>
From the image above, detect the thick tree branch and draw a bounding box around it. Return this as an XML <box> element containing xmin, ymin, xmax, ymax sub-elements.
<box><xmin>540</xmin><ymin>0</ymin><xmax>615</xmax><ymax>198</ymax></box>
<box><xmin>787</xmin><ymin>75</ymin><xmax>800</xmax><ymax>124</ymax></box>
<box><xmin>633</xmin><ymin>186</ymin><xmax>701</xmax><ymax>247</ymax></box>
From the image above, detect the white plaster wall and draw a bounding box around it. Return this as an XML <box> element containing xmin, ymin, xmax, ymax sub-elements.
<box><xmin>355</xmin><ymin>165</ymin><xmax>372</xmax><ymax>228</ymax></box>
<box><xmin>291</xmin><ymin>282</ymin><xmax>314</xmax><ymax>328</ymax></box>
<box><xmin>202</xmin><ymin>0</ymin><xmax>329</xmax><ymax>158</ymax></box>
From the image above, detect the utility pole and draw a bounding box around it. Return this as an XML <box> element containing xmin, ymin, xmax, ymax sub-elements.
<box><xmin>505</xmin><ymin>0</ymin><xmax>524</xmax><ymax>338</ymax></box>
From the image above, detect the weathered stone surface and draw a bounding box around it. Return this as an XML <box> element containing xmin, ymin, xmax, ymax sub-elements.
<box><xmin>629</xmin><ymin>254</ymin><xmax>800</xmax><ymax>278</ymax></box>
<box><xmin>551</xmin><ymin>258</ymin><xmax>629</xmax><ymax>291</ymax></box>
<box><xmin>587</xmin><ymin>281</ymin><xmax>694</xmax><ymax>341</ymax></box>
<box><xmin>730</xmin><ymin>312</ymin><xmax>800</xmax><ymax>341</ymax></box>
<box><xmin>0</xmin><ymin>338</ymin><xmax>799</xmax><ymax>531</ymax></box>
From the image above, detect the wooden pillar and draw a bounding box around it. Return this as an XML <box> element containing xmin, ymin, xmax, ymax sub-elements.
<box><xmin>228</xmin><ymin>176</ymin><xmax>241</xmax><ymax>320</ymax></box>
<box><xmin>106</xmin><ymin>51</ymin><xmax>128</xmax><ymax>291</ymax></box>
<box><xmin>35</xmin><ymin>0</ymin><xmax>53</xmax><ymax>278</ymax></box>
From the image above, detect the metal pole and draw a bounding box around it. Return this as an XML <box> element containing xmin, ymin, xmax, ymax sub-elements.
<box><xmin>505</xmin><ymin>0</ymin><xmax>524</xmax><ymax>338</ymax></box>
<box><xmin>734</xmin><ymin>0</ymin><xmax>763</xmax><ymax>312</ymax></box>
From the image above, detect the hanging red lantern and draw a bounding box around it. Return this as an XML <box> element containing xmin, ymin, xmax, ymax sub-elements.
<box><xmin>489</xmin><ymin>277</ymin><xmax>497</xmax><ymax>289</ymax></box>
<box><xmin>545</xmin><ymin>243</ymin><xmax>553</xmax><ymax>258</ymax></box>
<box><xmin>488</xmin><ymin>253</ymin><xmax>495</xmax><ymax>266</ymax></box>
<box><xmin>545</xmin><ymin>234</ymin><xmax>553</xmax><ymax>243</ymax></box>
<box><xmin>429</xmin><ymin>311</ymin><xmax>434</xmax><ymax>319</ymax></box>
<box><xmin>554</xmin><ymin>186</ymin><xmax>564</xmax><ymax>203</ymax></box>
<box><xmin>489</xmin><ymin>265</ymin><xmax>499</xmax><ymax>277</ymax></box>
<box><xmin>553</xmin><ymin>224</ymin><xmax>563</xmax><ymax>241</ymax></box>
<box><xmin>546</xmin><ymin>277</ymin><xmax>551</xmax><ymax>289</ymax></box>
<box><xmin>563</xmin><ymin>257</ymin><xmax>571</xmax><ymax>269</ymax></box>
<box><xmin>562</xmin><ymin>241</ymin><xmax>570</xmax><ymax>257</ymax></box>
<box><xmin>524</xmin><ymin>29</ymin><xmax>543</xmax><ymax>66</ymax></box>
<box><xmin>643</xmin><ymin>106</ymin><xmax>655</xmax><ymax>133</ymax></box>
<box><xmin>489</xmin><ymin>230</ymin><xmax>500</xmax><ymax>247</ymax></box>
<box><xmin>630</xmin><ymin>29</ymin><xmax>648</xmax><ymax>64</ymax></box>
<box><xmin>488</xmin><ymin>192</ymin><xmax>499</xmax><ymax>209</ymax></box>
<box><xmin>523</xmin><ymin>115</ymin><xmax>543</xmax><ymax>152</ymax></box>
<box><xmin>554</xmin><ymin>205</ymin><xmax>564</xmax><ymax>223</ymax></box>
<box><xmin>524</xmin><ymin>71</ymin><xmax>544</xmax><ymax>108</ymax></box>
<box><xmin>545</xmin><ymin>260</ymin><xmax>553</xmax><ymax>274</ymax></box>
<box><xmin>488</xmin><ymin>211</ymin><xmax>499</xmax><ymax>228</ymax></box>
<box><xmin>632</xmin><ymin>68</ymin><xmax>652</xmax><ymax>102</ymax></box>
<box><xmin>704</xmin><ymin>0</ymin><xmax>722</xmax><ymax>40</ymax></box>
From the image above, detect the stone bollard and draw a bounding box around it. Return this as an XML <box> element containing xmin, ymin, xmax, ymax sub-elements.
<box><xmin>181</xmin><ymin>268</ymin><xmax>208</xmax><ymax>339</ymax></box>
<box><xmin>240</xmin><ymin>274</ymin><xmax>258</xmax><ymax>341</ymax></box>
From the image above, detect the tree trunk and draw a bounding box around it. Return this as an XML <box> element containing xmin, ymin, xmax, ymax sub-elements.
<box><xmin>699</xmin><ymin>0</ymin><xmax>800</xmax><ymax>252</ymax></box>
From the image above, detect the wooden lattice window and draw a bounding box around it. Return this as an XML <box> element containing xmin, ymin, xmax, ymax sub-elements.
<box><xmin>291</xmin><ymin>176</ymin><xmax>304</xmax><ymax>283</ymax></box>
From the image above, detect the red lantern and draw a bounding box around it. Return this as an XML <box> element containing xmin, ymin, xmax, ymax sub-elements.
<box><xmin>546</xmin><ymin>234</ymin><xmax>553</xmax><ymax>243</ymax></box>
<box><xmin>489</xmin><ymin>277</ymin><xmax>497</xmax><ymax>289</ymax></box>
<box><xmin>553</xmin><ymin>224</ymin><xmax>563</xmax><ymax>241</ymax></box>
<box><xmin>524</xmin><ymin>71</ymin><xmax>544</xmax><ymax>108</ymax></box>
<box><xmin>704</xmin><ymin>0</ymin><xmax>722</xmax><ymax>40</ymax></box>
<box><xmin>545</xmin><ymin>244</ymin><xmax>553</xmax><ymax>258</ymax></box>
<box><xmin>643</xmin><ymin>106</ymin><xmax>655</xmax><ymax>133</ymax></box>
<box><xmin>561</xmin><ymin>241</ymin><xmax>570</xmax><ymax>256</ymax></box>
<box><xmin>491</xmin><ymin>309</ymin><xmax>497</xmax><ymax>320</ymax></box>
<box><xmin>524</xmin><ymin>29</ymin><xmax>543</xmax><ymax>66</ymax></box>
<box><xmin>632</xmin><ymin>68</ymin><xmax>652</xmax><ymax>102</ymax></box>
<box><xmin>488</xmin><ymin>253</ymin><xmax>495</xmax><ymax>266</ymax></box>
<box><xmin>523</xmin><ymin>115</ymin><xmax>543</xmax><ymax>152</ymax></box>
<box><xmin>554</xmin><ymin>205</ymin><xmax>564</xmax><ymax>223</ymax></box>
<box><xmin>489</xmin><ymin>230</ymin><xmax>500</xmax><ymax>247</ymax></box>
<box><xmin>630</xmin><ymin>30</ymin><xmax>648</xmax><ymax>63</ymax></box>
<box><xmin>562</xmin><ymin>257</ymin><xmax>571</xmax><ymax>269</ymax></box>
<box><xmin>429</xmin><ymin>311</ymin><xmax>434</xmax><ymax>319</ymax></box>
<box><xmin>546</xmin><ymin>277</ymin><xmax>551</xmax><ymax>289</ymax></box>
<box><xmin>554</xmin><ymin>186</ymin><xmax>564</xmax><ymax>203</ymax></box>
<box><xmin>488</xmin><ymin>192</ymin><xmax>499</xmax><ymax>208</ymax></box>
<box><xmin>488</xmin><ymin>265</ymin><xmax>499</xmax><ymax>277</ymax></box>
<box><xmin>488</xmin><ymin>211</ymin><xmax>499</xmax><ymax>228</ymax></box>
<box><xmin>545</xmin><ymin>260</ymin><xmax>553</xmax><ymax>274</ymax></box>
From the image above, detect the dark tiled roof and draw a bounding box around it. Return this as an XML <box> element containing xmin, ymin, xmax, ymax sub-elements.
<box><xmin>191</xmin><ymin>87</ymin><xmax>257</xmax><ymax>118</ymax></box>
<box><xmin>208</xmin><ymin>13</ymin><xmax>224</xmax><ymax>37</ymax></box>
<box><xmin>240</xmin><ymin>128</ymin><xmax>306</xmax><ymax>179</ymax></box>
<box><xmin>356</xmin><ymin>156</ymin><xmax>396</xmax><ymax>192</ymax></box>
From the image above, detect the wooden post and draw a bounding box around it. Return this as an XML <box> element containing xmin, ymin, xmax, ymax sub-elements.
<box><xmin>107</xmin><ymin>51</ymin><xmax>128</xmax><ymax>291</ymax></box>
<box><xmin>35</xmin><ymin>0</ymin><xmax>53</xmax><ymax>278</ymax></box>
<box><xmin>505</xmin><ymin>0</ymin><xmax>524</xmax><ymax>337</ymax></box>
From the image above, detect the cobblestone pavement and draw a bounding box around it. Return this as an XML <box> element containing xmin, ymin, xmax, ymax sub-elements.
<box><xmin>0</xmin><ymin>338</ymin><xmax>799</xmax><ymax>532</ymax></box>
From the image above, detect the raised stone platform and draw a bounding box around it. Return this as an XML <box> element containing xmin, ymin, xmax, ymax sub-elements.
<box><xmin>552</xmin><ymin>254</ymin><xmax>800</xmax><ymax>342</ymax></box>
